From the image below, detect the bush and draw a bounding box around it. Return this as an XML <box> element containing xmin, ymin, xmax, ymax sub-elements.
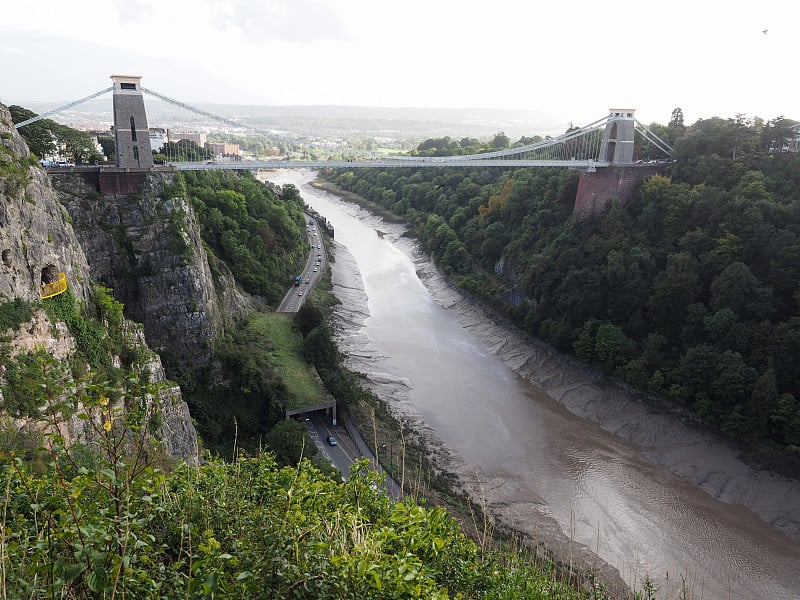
<box><xmin>0</xmin><ymin>297</ymin><xmax>36</xmax><ymax>332</ymax></box>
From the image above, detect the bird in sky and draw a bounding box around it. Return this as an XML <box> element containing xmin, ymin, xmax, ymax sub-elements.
<box><xmin>762</xmin><ymin>29</ymin><xmax>768</xmax><ymax>35</ymax></box>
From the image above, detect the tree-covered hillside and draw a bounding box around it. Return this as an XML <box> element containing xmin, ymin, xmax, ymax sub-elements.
<box><xmin>182</xmin><ymin>170</ymin><xmax>308</xmax><ymax>304</ymax></box>
<box><xmin>322</xmin><ymin>112</ymin><xmax>800</xmax><ymax>470</ymax></box>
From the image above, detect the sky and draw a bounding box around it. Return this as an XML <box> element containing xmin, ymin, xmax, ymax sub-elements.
<box><xmin>1</xmin><ymin>0</ymin><xmax>797</xmax><ymax>130</ymax></box>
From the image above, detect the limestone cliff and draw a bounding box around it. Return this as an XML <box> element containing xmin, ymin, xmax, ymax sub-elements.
<box><xmin>51</xmin><ymin>170</ymin><xmax>255</xmax><ymax>367</ymax></box>
<box><xmin>0</xmin><ymin>103</ymin><xmax>198</xmax><ymax>464</ymax></box>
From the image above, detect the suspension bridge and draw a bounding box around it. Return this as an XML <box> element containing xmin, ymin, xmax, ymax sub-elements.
<box><xmin>14</xmin><ymin>75</ymin><xmax>672</xmax><ymax>172</ymax></box>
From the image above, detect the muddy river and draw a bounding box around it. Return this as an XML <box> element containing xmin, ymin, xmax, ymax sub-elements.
<box><xmin>262</xmin><ymin>169</ymin><xmax>800</xmax><ymax>600</ymax></box>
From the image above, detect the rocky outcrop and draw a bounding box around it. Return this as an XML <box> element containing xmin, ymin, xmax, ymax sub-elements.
<box><xmin>0</xmin><ymin>103</ymin><xmax>198</xmax><ymax>464</ymax></box>
<box><xmin>52</xmin><ymin>171</ymin><xmax>255</xmax><ymax>366</ymax></box>
<box><xmin>0</xmin><ymin>113</ymin><xmax>92</xmax><ymax>306</ymax></box>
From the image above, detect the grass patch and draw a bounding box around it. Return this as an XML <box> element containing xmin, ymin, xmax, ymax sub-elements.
<box><xmin>250</xmin><ymin>312</ymin><xmax>329</xmax><ymax>411</ymax></box>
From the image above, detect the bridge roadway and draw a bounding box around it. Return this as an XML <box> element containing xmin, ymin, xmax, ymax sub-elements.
<box><xmin>172</xmin><ymin>158</ymin><xmax>610</xmax><ymax>170</ymax></box>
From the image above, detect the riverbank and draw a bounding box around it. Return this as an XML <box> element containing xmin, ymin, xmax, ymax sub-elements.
<box><xmin>309</xmin><ymin>175</ymin><xmax>800</xmax><ymax>599</ymax></box>
<box><xmin>313</xmin><ymin>177</ymin><xmax>800</xmax><ymax>541</ymax></box>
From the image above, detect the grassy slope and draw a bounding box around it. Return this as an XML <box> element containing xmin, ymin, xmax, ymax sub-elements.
<box><xmin>253</xmin><ymin>312</ymin><xmax>329</xmax><ymax>411</ymax></box>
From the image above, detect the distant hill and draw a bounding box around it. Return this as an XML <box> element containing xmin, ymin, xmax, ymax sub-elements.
<box><xmin>20</xmin><ymin>98</ymin><xmax>568</xmax><ymax>141</ymax></box>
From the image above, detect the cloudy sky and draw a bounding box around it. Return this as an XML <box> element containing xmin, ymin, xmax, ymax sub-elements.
<box><xmin>1</xmin><ymin>0</ymin><xmax>796</xmax><ymax>128</ymax></box>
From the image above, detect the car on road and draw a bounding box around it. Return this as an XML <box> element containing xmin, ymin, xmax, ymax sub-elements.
<box><xmin>297</xmin><ymin>291</ymin><xmax>304</xmax><ymax>296</ymax></box>
<box><xmin>326</xmin><ymin>435</ymin><xmax>337</xmax><ymax>446</ymax></box>
<box><xmin>312</xmin><ymin>268</ymin><xmax>318</xmax><ymax>272</ymax></box>
<box><xmin>305</xmin><ymin>278</ymin><xmax>311</xmax><ymax>284</ymax></box>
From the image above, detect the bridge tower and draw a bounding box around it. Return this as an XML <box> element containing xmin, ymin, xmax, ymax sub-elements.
<box><xmin>599</xmin><ymin>108</ymin><xmax>636</xmax><ymax>165</ymax></box>
<box><xmin>111</xmin><ymin>75</ymin><xmax>153</xmax><ymax>169</ymax></box>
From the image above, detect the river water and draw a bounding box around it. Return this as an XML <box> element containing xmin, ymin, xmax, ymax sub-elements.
<box><xmin>262</xmin><ymin>170</ymin><xmax>800</xmax><ymax>600</ymax></box>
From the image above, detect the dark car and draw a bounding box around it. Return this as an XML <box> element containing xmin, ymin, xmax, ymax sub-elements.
<box><xmin>326</xmin><ymin>435</ymin><xmax>337</xmax><ymax>446</ymax></box>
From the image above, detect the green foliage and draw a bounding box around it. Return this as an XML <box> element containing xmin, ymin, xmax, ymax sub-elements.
<box><xmin>264</xmin><ymin>418</ymin><xmax>316</xmax><ymax>465</ymax></box>
<box><xmin>161</xmin><ymin>139</ymin><xmax>212</xmax><ymax>161</ymax></box>
<box><xmin>92</xmin><ymin>284</ymin><xmax>124</xmax><ymax>326</ymax></box>
<box><xmin>304</xmin><ymin>323</ymin><xmax>339</xmax><ymax>373</ymax></box>
<box><xmin>1</xmin><ymin>351</ymin><xmax>606</xmax><ymax>599</ymax></box>
<box><xmin>44</xmin><ymin>290</ymin><xmax>112</xmax><ymax>370</ymax></box>
<box><xmin>182</xmin><ymin>170</ymin><xmax>306</xmax><ymax>304</ymax></box>
<box><xmin>183</xmin><ymin>315</ymin><xmax>287</xmax><ymax>456</ymax></box>
<box><xmin>296</xmin><ymin>299</ymin><xmax>324</xmax><ymax>337</ymax></box>
<box><xmin>0</xmin><ymin>297</ymin><xmax>36</xmax><ymax>332</ymax></box>
<box><xmin>10</xmin><ymin>105</ymin><xmax>103</xmax><ymax>164</ymax></box>
<box><xmin>1</xmin><ymin>348</ymin><xmax>51</xmax><ymax>416</ymax></box>
<box><xmin>8</xmin><ymin>105</ymin><xmax>56</xmax><ymax>158</ymax></box>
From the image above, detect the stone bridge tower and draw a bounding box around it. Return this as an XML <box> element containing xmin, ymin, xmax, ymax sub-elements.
<box><xmin>599</xmin><ymin>108</ymin><xmax>636</xmax><ymax>165</ymax></box>
<box><xmin>111</xmin><ymin>75</ymin><xmax>153</xmax><ymax>169</ymax></box>
<box><xmin>573</xmin><ymin>108</ymin><xmax>665</xmax><ymax>218</ymax></box>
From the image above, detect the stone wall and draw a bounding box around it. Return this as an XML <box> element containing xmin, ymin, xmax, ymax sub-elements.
<box><xmin>572</xmin><ymin>164</ymin><xmax>663</xmax><ymax>218</ymax></box>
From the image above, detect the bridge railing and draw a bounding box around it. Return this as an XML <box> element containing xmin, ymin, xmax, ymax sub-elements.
<box><xmin>40</xmin><ymin>272</ymin><xmax>68</xmax><ymax>299</ymax></box>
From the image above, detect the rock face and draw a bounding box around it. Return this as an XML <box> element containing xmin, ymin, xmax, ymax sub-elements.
<box><xmin>0</xmin><ymin>114</ymin><xmax>92</xmax><ymax>306</ymax></box>
<box><xmin>52</xmin><ymin>171</ymin><xmax>255</xmax><ymax>366</ymax></box>
<box><xmin>0</xmin><ymin>103</ymin><xmax>199</xmax><ymax>464</ymax></box>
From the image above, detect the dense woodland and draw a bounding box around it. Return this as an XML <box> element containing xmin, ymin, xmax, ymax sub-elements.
<box><xmin>182</xmin><ymin>170</ymin><xmax>307</xmax><ymax>304</ymax></box>
<box><xmin>323</xmin><ymin>111</ymin><xmax>800</xmax><ymax>471</ymax></box>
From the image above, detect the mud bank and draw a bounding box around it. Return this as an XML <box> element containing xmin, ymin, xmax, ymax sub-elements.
<box><xmin>323</xmin><ymin>180</ymin><xmax>800</xmax><ymax>548</ymax></box>
<box><xmin>413</xmin><ymin>251</ymin><xmax>800</xmax><ymax>545</ymax></box>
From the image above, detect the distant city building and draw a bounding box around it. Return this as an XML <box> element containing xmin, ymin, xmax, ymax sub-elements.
<box><xmin>149</xmin><ymin>127</ymin><xmax>167</xmax><ymax>153</ymax></box>
<box><xmin>171</xmin><ymin>132</ymin><xmax>207</xmax><ymax>146</ymax></box>
<box><xmin>208</xmin><ymin>142</ymin><xmax>241</xmax><ymax>157</ymax></box>
<box><xmin>86</xmin><ymin>129</ymin><xmax>109</xmax><ymax>158</ymax></box>
<box><xmin>789</xmin><ymin>124</ymin><xmax>800</xmax><ymax>153</ymax></box>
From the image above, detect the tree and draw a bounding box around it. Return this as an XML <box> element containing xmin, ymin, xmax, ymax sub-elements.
<box><xmin>97</xmin><ymin>135</ymin><xmax>115</xmax><ymax>161</ymax></box>
<box><xmin>491</xmin><ymin>132</ymin><xmax>510</xmax><ymax>149</ymax></box>
<box><xmin>53</xmin><ymin>124</ymin><xmax>103</xmax><ymax>164</ymax></box>
<box><xmin>669</xmin><ymin>107</ymin><xmax>685</xmax><ymax>130</ymax></box>
<box><xmin>8</xmin><ymin>105</ymin><xmax>56</xmax><ymax>158</ymax></box>
<box><xmin>296</xmin><ymin>301</ymin><xmax>323</xmax><ymax>337</ymax></box>
<box><xmin>647</xmin><ymin>252</ymin><xmax>699</xmax><ymax>338</ymax></box>
<box><xmin>711</xmin><ymin>261</ymin><xmax>774</xmax><ymax>320</ymax></box>
<box><xmin>264</xmin><ymin>419</ymin><xmax>317</xmax><ymax>465</ymax></box>
<box><xmin>574</xmin><ymin>320</ymin><xmax>635</xmax><ymax>373</ymax></box>
<box><xmin>304</xmin><ymin>324</ymin><xmax>338</xmax><ymax>373</ymax></box>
